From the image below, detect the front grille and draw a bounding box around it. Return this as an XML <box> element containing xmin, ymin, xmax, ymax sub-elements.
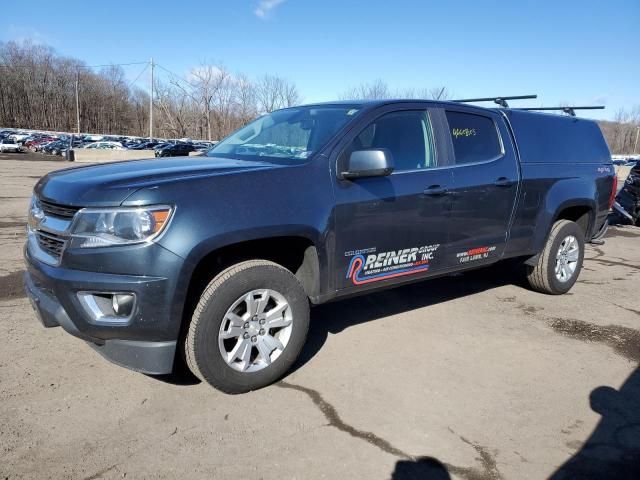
<box><xmin>36</xmin><ymin>231</ymin><xmax>66</xmax><ymax>260</ymax></box>
<box><xmin>40</xmin><ymin>200</ymin><xmax>80</xmax><ymax>219</ymax></box>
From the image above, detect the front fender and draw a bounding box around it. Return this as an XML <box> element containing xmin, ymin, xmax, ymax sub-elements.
<box><xmin>182</xmin><ymin>225</ymin><xmax>323</xmax><ymax>270</ymax></box>
<box><xmin>157</xmin><ymin>226</ymin><xmax>327</xmax><ymax>340</ymax></box>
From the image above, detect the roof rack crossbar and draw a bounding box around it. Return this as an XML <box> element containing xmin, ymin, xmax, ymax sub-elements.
<box><xmin>516</xmin><ymin>106</ymin><xmax>605</xmax><ymax>117</ymax></box>
<box><xmin>453</xmin><ymin>95</ymin><xmax>537</xmax><ymax>108</ymax></box>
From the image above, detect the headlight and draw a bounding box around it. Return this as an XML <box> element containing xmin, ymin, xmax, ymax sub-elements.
<box><xmin>69</xmin><ymin>205</ymin><xmax>173</xmax><ymax>248</ymax></box>
<box><xmin>27</xmin><ymin>195</ymin><xmax>44</xmax><ymax>231</ymax></box>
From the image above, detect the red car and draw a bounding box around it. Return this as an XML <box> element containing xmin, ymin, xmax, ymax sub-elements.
<box><xmin>25</xmin><ymin>137</ymin><xmax>55</xmax><ymax>151</ymax></box>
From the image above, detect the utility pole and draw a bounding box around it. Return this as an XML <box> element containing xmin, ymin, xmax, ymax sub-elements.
<box><xmin>75</xmin><ymin>71</ymin><xmax>80</xmax><ymax>134</ymax></box>
<box><xmin>149</xmin><ymin>58</ymin><xmax>154</xmax><ymax>141</ymax></box>
<box><xmin>634</xmin><ymin>125</ymin><xmax>639</xmax><ymax>154</ymax></box>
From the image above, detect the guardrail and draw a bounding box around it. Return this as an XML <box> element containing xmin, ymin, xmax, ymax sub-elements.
<box><xmin>72</xmin><ymin>150</ymin><xmax>157</xmax><ymax>163</ymax></box>
<box><xmin>71</xmin><ymin>149</ymin><xmax>204</xmax><ymax>163</ymax></box>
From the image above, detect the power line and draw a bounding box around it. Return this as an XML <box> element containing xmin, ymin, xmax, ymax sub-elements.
<box><xmin>126</xmin><ymin>62</ymin><xmax>149</xmax><ymax>90</ymax></box>
<box><xmin>80</xmin><ymin>61</ymin><xmax>149</xmax><ymax>69</ymax></box>
<box><xmin>155</xmin><ymin>63</ymin><xmax>195</xmax><ymax>89</ymax></box>
<box><xmin>0</xmin><ymin>61</ymin><xmax>148</xmax><ymax>69</ymax></box>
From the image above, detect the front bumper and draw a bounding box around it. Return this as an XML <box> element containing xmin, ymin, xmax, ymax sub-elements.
<box><xmin>24</xmin><ymin>245</ymin><xmax>185</xmax><ymax>375</ymax></box>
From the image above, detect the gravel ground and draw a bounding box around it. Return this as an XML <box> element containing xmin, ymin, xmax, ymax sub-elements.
<box><xmin>0</xmin><ymin>155</ymin><xmax>639</xmax><ymax>480</ymax></box>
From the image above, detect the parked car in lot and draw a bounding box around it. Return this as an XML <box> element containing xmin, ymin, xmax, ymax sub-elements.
<box><xmin>192</xmin><ymin>142</ymin><xmax>214</xmax><ymax>152</ymax></box>
<box><xmin>153</xmin><ymin>142</ymin><xmax>171</xmax><ymax>151</ymax></box>
<box><xmin>612</xmin><ymin>155</ymin><xmax>640</xmax><ymax>166</ymax></box>
<box><xmin>83</xmin><ymin>135</ymin><xmax>104</xmax><ymax>142</ymax></box>
<box><xmin>83</xmin><ymin>141</ymin><xmax>125</xmax><ymax>150</ymax></box>
<box><xmin>24</xmin><ymin>100</ymin><xmax>615</xmax><ymax>393</ymax></box>
<box><xmin>130</xmin><ymin>141</ymin><xmax>162</xmax><ymax>150</ymax></box>
<box><xmin>155</xmin><ymin>142</ymin><xmax>195</xmax><ymax>157</ymax></box>
<box><xmin>21</xmin><ymin>135</ymin><xmax>38</xmax><ymax>144</ymax></box>
<box><xmin>25</xmin><ymin>137</ymin><xmax>55</xmax><ymax>151</ymax></box>
<box><xmin>34</xmin><ymin>140</ymin><xmax>58</xmax><ymax>152</ymax></box>
<box><xmin>9</xmin><ymin>132</ymin><xmax>31</xmax><ymax>144</ymax></box>
<box><xmin>611</xmin><ymin>159</ymin><xmax>640</xmax><ymax>226</ymax></box>
<box><xmin>42</xmin><ymin>140</ymin><xmax>69</xmax><ymax>156</ymax></box>
<box><xmin>0</xmin><ymin>138</ymin><xmax>23</xmax><ymax>152</ymax></box>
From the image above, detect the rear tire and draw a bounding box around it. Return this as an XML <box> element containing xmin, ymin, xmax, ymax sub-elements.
<box><xmin>185</xmin><ymin>260</ymin><xmax>310</xmax><ymax>394</ymax></box>
<box><xmin>526</xmin><ymin>220</ymin><xmax>585</xmax><ymax>294</ymax></box>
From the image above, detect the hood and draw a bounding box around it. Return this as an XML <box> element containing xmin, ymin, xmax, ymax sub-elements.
<box><xmin>35</xmin><ymin>156</ymin><xmax>281</xmax><ymax>206</ymax></box>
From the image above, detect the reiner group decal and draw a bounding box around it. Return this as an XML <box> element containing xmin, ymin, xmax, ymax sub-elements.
<box><xmin>346</xmin><ymin>245</ymin><xmax>439</xmax><ymax>285</ymax></box>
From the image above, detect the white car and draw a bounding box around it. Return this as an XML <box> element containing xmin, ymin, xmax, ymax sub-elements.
<box><xmin>9</xmin><ymin>133</ymin><xmax>30</xmax><ymax>143</ymax></box>
<box><xmin>83</xmin><ymin>141</ymin><xmax>125</xmax><ymax>150</ymax></box>
<box><xmin>84</xmin><ymin>135</ymin><xmax>104</xmax><ymax>142</ymax></box>
<box><xmin>0</xmin><ymin>138</ymin><xmax>22</xmax><ymax>152</ymax></box>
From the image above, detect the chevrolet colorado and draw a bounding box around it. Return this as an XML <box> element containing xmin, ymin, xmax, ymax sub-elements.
<box><xmin>24</xmin><ymin>100</ymin><xmax>615</xmax><ymax>393</ymax></box>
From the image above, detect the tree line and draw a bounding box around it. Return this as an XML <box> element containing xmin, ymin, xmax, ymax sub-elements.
<box><xmin>0</xmin><ymin>41</ymin><xmax>638</xmax><ymax>153</ymax></box>
<box><xmin>598</xmin><ymin>107</ymin><xmax>640</xmax><ymax>155</ymax></box>
<box><xmin>0</xmin><ymin>41</ymin><xmax>300</xmax><ymax>140</ymax></box>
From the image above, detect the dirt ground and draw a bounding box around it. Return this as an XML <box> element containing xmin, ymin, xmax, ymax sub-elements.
<box><xmin>1</xmin><ymin>153</ymin><xmax>639</xmax><ymax>480</ymax></box>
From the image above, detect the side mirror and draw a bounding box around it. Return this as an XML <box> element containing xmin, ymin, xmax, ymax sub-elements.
<box><xmin>341</xmin><ymin>149</ymin><xmax>394</xmax><ymax>180</ymax></box>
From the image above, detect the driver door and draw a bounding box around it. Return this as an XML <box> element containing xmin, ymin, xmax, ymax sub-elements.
<box><xmin>332</xmin><ymin>106</ymin><xmax>454</xmax><ymax>293</ymax></box>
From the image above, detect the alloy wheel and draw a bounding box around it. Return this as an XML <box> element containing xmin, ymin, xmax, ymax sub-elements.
<box><xmin>218</xmin><ymin>289</ymin><xmax>293</xmax><ymax>373</ymax></box>
<box><xmin>555</xmin><ymin>235</ymin><xmax>579</xmax><ymax>282</ymax></box>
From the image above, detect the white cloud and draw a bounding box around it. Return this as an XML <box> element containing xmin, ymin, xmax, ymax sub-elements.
<box><xmin>254</xmin><ymin>0</ymin><xmax>286</xmax><ymax>19</ymax></box>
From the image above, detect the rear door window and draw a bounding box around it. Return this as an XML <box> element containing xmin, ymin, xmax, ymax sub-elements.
<box><xmin>445</xmin><ymin>111</ymin><xmax>502</xmax><ymax>164</ymax></box>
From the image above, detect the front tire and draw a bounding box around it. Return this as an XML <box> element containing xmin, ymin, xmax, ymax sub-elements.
<box><xmin>526</xmin><ymin>220</ymin><xmax>585</xmax><ymax>294</ymax></box>
<box><xmin>185</xmin><ymin>260</ymin><xmax>310</xmax><ymax>394</ymax></box>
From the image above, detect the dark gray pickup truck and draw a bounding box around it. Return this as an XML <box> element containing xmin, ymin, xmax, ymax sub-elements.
<box><xmin>25</xmin><ymin>100</ymin><xmax>615</xmax><ymax>393</ymax></box>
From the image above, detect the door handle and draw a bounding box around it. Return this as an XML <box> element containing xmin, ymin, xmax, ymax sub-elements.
<box><xmin>423</xmin><ymin>185</ymin><xmax>449</xmax><ymax>196</ymax></box>
<box><xmin>494</xmin><ymin>177</ymin><xmax>513</xmax><ymax>187</ymax></box>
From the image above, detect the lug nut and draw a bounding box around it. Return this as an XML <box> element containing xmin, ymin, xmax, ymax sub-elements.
<box><xmin>252</xmin><ymin>315</ymin><xmax>258</xmax><ymax>321</ymax></box>
<box><xmin>243</xmin><ymin>322</ymin><xmax>249</xmax><ymax>329</ymax></box>
<box><xmin>259</xmin><ymin>318</ymin><xmax>266</xmax><ymax>325</ymax></box>
<box><xmin>243</xmin><ymin>332</ymin><xmax>249</xmax><ymax>339</ymax></box>
<box><xmin>259</xmin><ymin>329</ymin><xmax>265</xmax><ymax>335</ymax></box>
<box><xmin>251</xmin><ymin>336</ymin><xmax>257</xmax><ymax>343</ymax></box>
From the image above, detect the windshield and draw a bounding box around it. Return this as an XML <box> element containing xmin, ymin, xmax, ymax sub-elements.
<box><xmin>207</xmin><ymin>105</ymin><xmax>361</xmax><ymax>162</ymax></box>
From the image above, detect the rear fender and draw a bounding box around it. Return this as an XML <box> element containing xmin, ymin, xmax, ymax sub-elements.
<box><xmin>532</xmin><ymin>178</ymin><xmax>596</xmax><ymax>253</ymax></box>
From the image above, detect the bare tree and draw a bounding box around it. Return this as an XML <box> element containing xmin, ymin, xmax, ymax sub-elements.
<box><xmin>233</xmin><ymin>73</ymin><xmax>258</xmax><ymax>126</ymax></box>
<box><xmin>341</xmin><ymin>81</ymin><xmax>452</xmax><ymax>101</ymax></box>
<box><xmin>597</xmin><ymin>106</ymin><xmax>640</xmax><ymax>154</ymax></box>
<box><xmin>154</xmin><ymin>80</ymin><xmax>197</xmax><ymax>138</ymax></box>
<box><xmin>0</xmin><ymin>40</ymin><xmax>149</xmax><ymax>135</ymax></box>
<box><xmin>427</xmin><ymin>86</ymin><xmax>452</xmax><ymax>100</ymax></box>
<box><xmin>255</xmin><ymin>75</ymin><xmax>301</xmax><ymax>113</ymax></box>
<box><xmin>340</xmin><ymin>79</ymin><xmax>391</xmax><ymax>100</ymax></box>
<box><xmin>186</xmin><ymin>63</ymin><xmax>235</xmax><ymax>141</ymax></box>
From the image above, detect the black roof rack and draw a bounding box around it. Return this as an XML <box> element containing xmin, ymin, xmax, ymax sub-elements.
<box><xmin>453</xmin><ymin>95</ymin><xmax>537</xmax><ymax>108</ymax></box>
<box><xmin>516</xmin><ymin>106</ymin><xmax>605</xmax><ymax>117</ymax></box>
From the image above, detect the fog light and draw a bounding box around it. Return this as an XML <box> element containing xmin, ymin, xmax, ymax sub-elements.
<box><xmin>112</xmin><ymin>294</ymin><xmax>134</xmax><ymax>316</ymax></box>
<box><xmin>77</xmin><ymin>291</ymin><xmax>136</xmax><ymax>325</ymax></box>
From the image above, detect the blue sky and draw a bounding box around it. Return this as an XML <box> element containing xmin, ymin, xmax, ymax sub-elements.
<box><xmin>3</xmin><ymin>0</ymin><xmax>638</xmax><ymax>120</ymax></box>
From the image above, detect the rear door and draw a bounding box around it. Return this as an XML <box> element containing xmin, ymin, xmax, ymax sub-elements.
<box><xmin>443</xmin><ymin>107</ymin><xmax>519</xmax><ymax>267</ymax></box>
<box><xmin>332</xmin><ymin>104</ymin><xmax>453</xmax><ymax>293</ymax></box>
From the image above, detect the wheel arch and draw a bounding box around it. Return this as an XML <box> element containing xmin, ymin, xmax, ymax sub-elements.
<box><xmin>533</xmin><ymin>176</ymin><xmax>598</xmax><ymax>252</ymax></box>
<box><xmin>176</xmin><ymin>234</ymin><xmax>322</xmax><ymax>331</ymax></box>
<box><xmin>525</xmin><ymin>200</ymin><xmax>594</xmax><ymax>266</ymax></box>
<box><xmin>552</xmin><ymin>203</ymin><xmax>594</xmax><ymax>236</ymax></box>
